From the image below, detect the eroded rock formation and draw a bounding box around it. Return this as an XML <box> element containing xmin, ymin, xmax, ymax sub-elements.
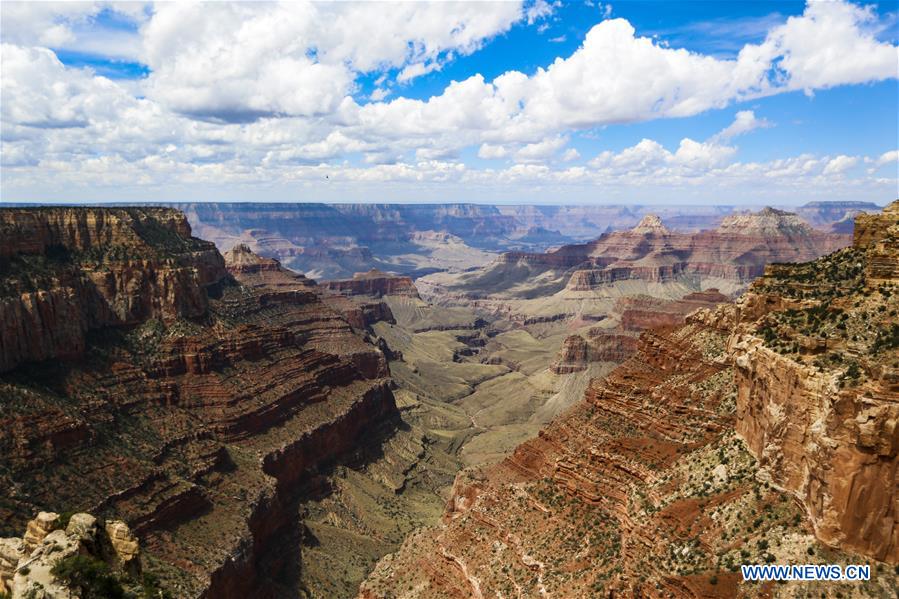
<box><xmin>0</xmin><ymin>207</ymin><xmax>227</xmax><ymax>372</ymax></box>
<box><xmin>454</xmin><ymin>207</ymin><xmax>849</xmax><ymax>297</ymax></box>
<box><xmin>0</xmin><ymin>208</ymin><xmax>400</xmax><ymax>597</ymax></box>
<box><xmin>361</xmin><ymin>202</ymin><xmax>899</xmax><ymax>598</ymax></box>
<box><xmin>550</xmin><ymin>332</ymin><xmax>639</xmax><ymax>374</ymax></box>
<box><xmin>1</xmin><ymin>511</ymin><xmax>143</xmax><ymax>598</ymax></box>
<box><xmin>728</xmin><ymin>199</ymin><xmax>899</xmax><ymax>562</ymax></box>
<box><xmin>323</xmin><ymin>269</ymin><xmax>420</xmax><ymax>298</ymax></box>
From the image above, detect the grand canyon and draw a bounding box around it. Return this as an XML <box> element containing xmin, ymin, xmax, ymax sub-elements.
<box><xmin>2</xmin><ymin>1</ymin><xmax>898</xmax><ymax>597</ymax></box>
<box><xmin>0</xmin><ymin>200</ymin><xmax>896</xmax><ymax>599</ymax></box>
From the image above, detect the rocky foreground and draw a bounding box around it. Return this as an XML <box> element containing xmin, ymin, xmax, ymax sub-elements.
<box><xmin>1</xmin><ymin>511</ymin><xmax>144</xmax><ymax>598</ymax></box>
<box><xmin>360</xmin><ymin>202</ymin><xmax>899</xmax><ymax>598</ymax></box>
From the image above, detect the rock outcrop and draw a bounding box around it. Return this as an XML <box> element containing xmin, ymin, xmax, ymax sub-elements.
<box><xmin>453</xmin><ymin>208</ymin><xmax>850</xmax><ymax>297</ymax></box>
<box><xmin>222</xmin><ymin>242</ymin><xmax>315</xmax><ymax>289</ymax></box>
<box><xmin>0</xmin><ymin>511</ymin><xmax>142</xmax><ymax>598</ymax></box>
<box><xmin>728</xmin><ymin>198</ymin><xmax>899</xmax><ymax>562</ymax></box>
<box><xmin>550</xmin><ymin>332</ymin><xmax>638</xmax><ymax>374</ymax></box>
<box><xmin>0</xmin><ymin>208</ymin><xmax>400</xmax><ymax>597</ymax></box>
<box><xmin>617</xmin><ymin>289</ymin><xmax>731</xmax><ymax>331</ymax></box>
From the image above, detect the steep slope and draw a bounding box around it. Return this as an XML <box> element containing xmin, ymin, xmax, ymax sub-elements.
<box><xmin>361</xmin><ymin>201</ymin><xmax>898</xmax><ymax>598</ymax></box>
<box><xmin>0</xmin><ymin>208</ymin><xmax>226</xmax><ymax>371</ymax></box>
<box><xmin>729</xmin><ymin>200</ymin><xmax>899</xmax><ymax>562</ymax></box>
<box><xmin>0</xmin><ymin>208</ymin><xmax>399</xmax><ymax>597</ymax></box>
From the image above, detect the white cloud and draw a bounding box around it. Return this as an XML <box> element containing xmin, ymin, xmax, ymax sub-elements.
<box><xmin>562</xmin><ymin>148</ymin><xmax>580</xmax><ymax>161</ymax></box>
<box><xmin>348</xmin><ymin>0</ymin><xmax>896</xmax><ymax>146</ymax></box>
<box><xmin>515</xmin><ymin>136</ymin><xmax>569</xmax><ymax>162</ymax></box>
<box><xmin>478</xmin><ymin>143</ymin><xmax>509</xmax><ymax>159</ymax></box>
<box><xmin>712</xmin><ymin>110</ymin><xmax>772</xmax><ymax>141</ymax></box>
<box><xmin>873</xmin><ymin>150</ymin><xmax>898</xmax><ymax>168</ymax></box>
<box><xmin>0</xmin><ymin>43</ymin><xmax>134</xmax><ymax>129</ymax></box>
<box><xmin>0</xmin><ymin>2</ymin><xmax>149</xmax><ymax>61</ymax></box>
<box><xmin>369</xmin><ymin>88</ymin><xmax>391</xmax><ymax>102</ymax></box>
<box><xmin>397</xmin><ymin>61</ymin><xmax>442</xmax><ymax>83</ymax></box>
<box><xmin>753</xmin><ymin>0</ymin><xmax>898</xmax><ymax>92</ymax></box>
<box><xmin>0</xmin><ymin>0</ymin><xmax>896</xmax><ymax>203</ymax></box>
<box><xmin>139</xmin><ymin>1</ymin><xmax>527</xmax><ymax>121</ymax></box>
<box><xmin>589</xmin><ymin>137</ymin><xmax>735</xmax><ymax>175</ymax></box>
<box><xmin>822</xmin><ymin>154</ymin><xmax>859</xmax><ymax>175</ymax></box>
<box><xmin>525</xmin><ymin>0</ymin><xmax>555</xmax><ymax>25</ymax></box>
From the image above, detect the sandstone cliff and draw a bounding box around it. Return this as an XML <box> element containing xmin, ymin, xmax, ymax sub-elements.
<box><xmin>0</xmin><ymin>208</ymin><xmax>227</xmax><ymax>372</ymax></box>
<box><xmin>550</xmin><ymin>332</ymin><xmax>638</xmax><ymax>374</ymax></box>
<box><xmin>0</xmin><ymin>208</ymin><xmax>400</xmax><ymax>597</ymax></box>
<box><xmin>728</xmin><ymin>198</ymin><xmax>899</xmax><ymax>563</ymax></box>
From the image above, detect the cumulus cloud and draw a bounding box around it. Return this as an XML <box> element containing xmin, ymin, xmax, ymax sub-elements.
<box><xmin>822</xmin><ymin>154</ymin><xmax>860</xmax><ymax>175</ymax></box>
<box><xmin>140</xmin><ymin>1</ymin><xmax>527</xmax><ymax>121</ymax></box>
<box><xmin>339</xmin><ymin>0</ymin><xmax>896</xmax><ymax>149</ymax></box>
<box><xmin>0</xmin><ymin>2</ymin><xmax>149</xmax><ymax>61</ymax></box>
<box><xmin>0</xmin><ymin>0</ymin><xmax>896</xmax><ymax>202</ymax></box>
<box><xmin>478</xmin><ymin>143</ymin><xmax>509</xmax><ymax>159</ymax></box>
<box><xmin>589</xmin><ymin>137</ymin><xmax>735</xmax><ymax>175</ymax></box>
<box><xmin>712</xmin><ymin>110</ymin><xmax>772</xmax><ymax>141</ymax></box>
<box><xmin>754</xmin><ymin>0</ymin><xmax>898</xmax><ymax>92</ymax></box>
<box><xmin>561</xmin><ymin>148</ymin><xmax>580</xmax><ymax>161</ymax></box>
<box><xmin>873</xmin><ymin>150</ymin><xmax>898</xmax><ymax>168</ymax></box>
<box><xmin>1</xmin><ymin>44</ymin><xmax>134</xmax><ymax>129</ymax></box>
<box><xmin>515</xmin><ymin>136</ymin><xmax>569</xmax><ymax>162</ymax></box>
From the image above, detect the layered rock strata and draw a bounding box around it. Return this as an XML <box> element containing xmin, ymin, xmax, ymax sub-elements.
<box><xmin>466</xmin><ymin>207</ymin><xmax>849</xmax><ymax>295</ymax></box>
<box><xmin>0</xmin><ymin>208</ymin><xmax>400</xmax><ymax>597</ymax></box>
<box><xmin>728</xmin><ymin>199</ymin><xmax>899</xmax><ymax>562</ymax></box>
<box><xmin>361</xmin><ymin>202</ymin><xmax>899</xmax><ymax>598</ymax></box>
<box><xmin>323</xmin><ymin>269</ymin><xmax>421</xmax><ymax>298</ymax></box>
<box><xmin>0</xmin><ymin>208</ymin><xmax>226</xmax><ymax>372</ymax></box>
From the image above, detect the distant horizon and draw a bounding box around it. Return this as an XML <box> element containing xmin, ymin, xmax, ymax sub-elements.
<box><xmin>0</xmin><ymin>199</ymin><xmax>890</xmax><ymax>209</ymax></box>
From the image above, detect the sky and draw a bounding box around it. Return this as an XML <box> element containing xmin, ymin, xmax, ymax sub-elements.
<box><xmin>0</xmin><ymin>0</ymin><xmax>897</xmax><ymax>206</ymax></box>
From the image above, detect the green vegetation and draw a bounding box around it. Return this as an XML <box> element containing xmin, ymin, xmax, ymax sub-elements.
<box><xmin>51</xmin><ymin>555</ymin><xmax>125</xmax><ymax>599</ymax></box>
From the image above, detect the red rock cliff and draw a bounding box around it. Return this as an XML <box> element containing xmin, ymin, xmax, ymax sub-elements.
<box><xmin>0</xmin><ymin>208</ymin><xmax>227</xmax><ymax>372</ymax></box>
<box><xmin>0</xmin><ymin>208</ymin><xmax>400</xmax><ymax>597</ymax></box>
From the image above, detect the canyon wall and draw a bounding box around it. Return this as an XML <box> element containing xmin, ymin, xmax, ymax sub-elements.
<box><xmin>729</xmin><ymin>199</ymin><xmax>899</xmax><ymax>562</ymax></box>
<box><xmin>322</xmin><ymin>269</ymin><xmax>420</xmax><ymax>298</ymax></box>
<box><xmin>361</xmin><ymin>202</ymin><xmax>898</xmax><ymax>598</ymax></box>
<box><xmin>0</xmin><ymin>208</ymin><xmax>401</xmax><ymax>597</ymax></box>
<box><xmin>0</xmin><ymin>208</ymin><xmax>227</xmax><ymax>372</ymax></box>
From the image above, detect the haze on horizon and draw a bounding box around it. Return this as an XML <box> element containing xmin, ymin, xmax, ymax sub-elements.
<box><xmin>1</xmin><ymin>0</ymin><xmax>897</xmax><ymax>206</ymax></box>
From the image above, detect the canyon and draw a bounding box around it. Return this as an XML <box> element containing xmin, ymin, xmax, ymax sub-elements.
<box><xmin>0</xmin><ymin>202</ymin><xmax>894</xmax><ymax>598</ymax></box>
<box><xmin>360</xmin><ymin>201</ymin><xmax>899</xmax><ymax>597</ymax></box>
<box><xmin>0</xmin><ymin>208</ymin><xmax>410</xmax><ymax>597</ymax></box>
<box><xmin>159</xmin><ymin>201</ymin><xmax>874</xmax><ymax>280</ymax></box>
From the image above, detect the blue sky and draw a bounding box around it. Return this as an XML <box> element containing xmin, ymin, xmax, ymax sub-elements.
<box><xmin>1</xmin><ymin>0</ymin><xmax>897</xmax><ymax>205</ymax></box>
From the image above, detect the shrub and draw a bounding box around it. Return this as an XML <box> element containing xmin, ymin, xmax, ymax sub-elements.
<box><xmin>50</xmin><ymin>555</ymin><xmax>124</xmax><ymax>599</ymax></box>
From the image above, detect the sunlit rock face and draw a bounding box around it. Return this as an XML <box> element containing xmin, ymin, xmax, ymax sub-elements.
<box><xmin>360</xmin><ymin>203</ymin><xmax>898</xmax><ymax>598</ymax></box>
